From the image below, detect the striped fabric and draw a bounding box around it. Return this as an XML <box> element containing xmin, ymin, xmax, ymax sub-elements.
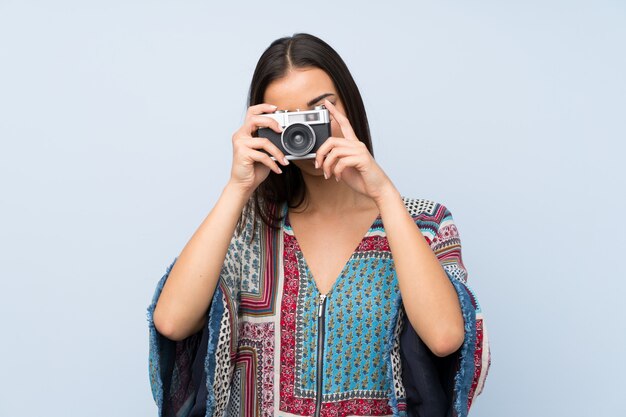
<box><xmin>146</xmin><ymin>196</ymin><xmax>491</xmax><ymax>417</ymax></box>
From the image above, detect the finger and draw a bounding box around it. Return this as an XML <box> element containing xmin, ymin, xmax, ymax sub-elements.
<box><xmin>322</xmin><ymin>146</ymin><xmax>354</xmax><ymax>179</ymax></box>
<box><xmin>246</xmin><ymin>115</ymin><xmax>283</xmax><ymax>134</ymax></box>
<box><xmin>315</xmin><ymin>136</ymin><xmax>359</xmax><ymax>169</ymax></box>
<box><xmin>247</xmin><ymin>137</ymin><xmax>290</xmax><ymax>165</ymax></box>
<box><xmin>324</xmin><ymin>99</ymin><xmax>357</xmax><ymax>140</ymax></box>
<box><xmin>245</xmin><ymin>148</ymin><xmax>284</xmax><ymax>174</ymax></box>
<box><xmin>247</xmin><ymin>103</ymin><xmax>279</xmax><ymax>116</ymax></box>
<box><xmin>233</xmin><ymin>136</ymin><xmax>289</xmax><ymax>165</ymax></box>
<box><xmin>332</xmin><ymin>156</ymin><xmax>361</xmax><ymax>181</ymax></box>
<box><xmin>314</xmin><ymin>137</ymin><xmax>337</xmax><ymax>169</ymax></box>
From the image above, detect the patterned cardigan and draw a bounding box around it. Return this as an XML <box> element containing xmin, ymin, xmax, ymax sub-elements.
<box><xmin>146</xmin><ymin>196</ymin><xmax>491</xmax><ymax>417</ymax></box>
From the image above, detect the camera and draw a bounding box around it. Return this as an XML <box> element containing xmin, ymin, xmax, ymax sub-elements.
<box><xmin>257</xmin><ymin>105</ymin><xmax>331</xmax><ymax>160</ymax></box>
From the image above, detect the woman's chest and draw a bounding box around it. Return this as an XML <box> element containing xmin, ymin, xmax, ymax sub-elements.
<box><xmin>283</xmin><ymin>229</ymin><xmax>400</xmax><ymax>353</ymax></box>
<box><xmin>230</xmin><ymin>223</ymin><xmax>406</xmax><ymax>417</ymax></box>
<box><xmin>289</xmin><ymin>247</ymin><xmax>401</xmax><ymax>395</ymax></box>
<box><xmin>285</xmin><ymin>208</ymin><xmax>382</xmax><ymax>295</ymax></box>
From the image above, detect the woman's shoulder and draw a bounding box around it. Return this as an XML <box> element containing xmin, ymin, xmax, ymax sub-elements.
<box><xmin>234</xmin><ymin>195</ymin><xmax>281</xmax><ymax>245</ymax></box>
<box><xmin>399</xmin><ymin>195</ymin><xmax>454</xmax><ymax>241</ymax></box>
<box><xmin>399</xmin><ymin>195</ymin><xmax>448</xmax><ymax>218</ymax></box>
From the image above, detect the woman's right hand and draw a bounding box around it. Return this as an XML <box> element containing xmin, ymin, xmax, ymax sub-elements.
<box><xmin>228</xmin><ymin>103</ymin><xmax>290</xmax><ymax>195</ymax></box>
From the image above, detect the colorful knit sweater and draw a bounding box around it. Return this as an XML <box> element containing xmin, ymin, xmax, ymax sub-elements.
<box><xmin>146</xmin><ymin>196</ymin><xmax>491</xmax><ymax>417</ymax></box>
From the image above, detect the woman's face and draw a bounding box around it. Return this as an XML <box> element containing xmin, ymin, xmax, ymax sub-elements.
<box><xmin>262</xmin><ymin>67</ymin><xmax>346</xmax><ymax>176</ymax></box>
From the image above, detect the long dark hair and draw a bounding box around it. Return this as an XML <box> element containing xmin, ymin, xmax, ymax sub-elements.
<box><xmin>237</xmin><ymin>33</ymin><xmax>373</xmax><ymax>240</ymax></box>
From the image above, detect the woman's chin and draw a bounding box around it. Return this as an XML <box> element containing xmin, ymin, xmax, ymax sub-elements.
<box><xmin>293</xmin><ymin>158</ymin><xmax>323</xmax><ymax>176</ymax></box>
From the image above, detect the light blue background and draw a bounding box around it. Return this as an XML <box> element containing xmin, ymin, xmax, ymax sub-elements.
<box><xmin>1</xmin><ymin>1</ymin><xmax>624</xmax><ymax>416</ymax></box>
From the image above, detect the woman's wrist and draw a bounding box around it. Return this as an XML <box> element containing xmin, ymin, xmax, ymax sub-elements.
<box><xmin>222</xmin><ymin>181</ymin><xmax>254</xmax><ymax>209</ymax></box>
<box><xmin>373</xmin><ymin>184</ymin><xmax>402</xmax><ymax>210</ymax></box>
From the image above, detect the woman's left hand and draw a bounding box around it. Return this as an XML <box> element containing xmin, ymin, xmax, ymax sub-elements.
<box><xmin>315</xmin><ymin>99</ymin><xmax>397</xmax><ymax>203</ymax></box>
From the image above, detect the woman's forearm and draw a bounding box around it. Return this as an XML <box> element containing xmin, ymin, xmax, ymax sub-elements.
<box><xmin>374</xmin><ymin>187</ymin><xmax>465</xmax><ymax>357</ymax></box>
<box><xmin>152</xmin><ymin>182</ymin><xmax>251</xmax><ymax>341</ymax></box>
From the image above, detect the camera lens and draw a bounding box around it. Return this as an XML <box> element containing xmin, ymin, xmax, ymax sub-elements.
<box><xmin>281</xmin><ymin>123</ymin><xmax>315</xmax><ymax>156</ymax></box>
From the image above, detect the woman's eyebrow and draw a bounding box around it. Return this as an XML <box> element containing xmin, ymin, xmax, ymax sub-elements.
<box><xmin>306</xmin><ymin>93</ymin><xmax>335</xmax><ymax>107</ymax></box>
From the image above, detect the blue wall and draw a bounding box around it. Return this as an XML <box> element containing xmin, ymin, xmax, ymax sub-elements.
<box><xmin>0</xmin><ymin>1</ymin><xmax>624</xmax><ymax>416</ymax></box>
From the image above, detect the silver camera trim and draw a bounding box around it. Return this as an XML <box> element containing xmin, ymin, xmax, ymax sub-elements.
<box><xmin>261</xmin><ymin>106</ymin><xmax>331</xmax><ymax>127</ymax></box>
<box><xmin>272</xmin><ymin>152</ymin><xmax>316</xmax><ymax>161</ymax></box>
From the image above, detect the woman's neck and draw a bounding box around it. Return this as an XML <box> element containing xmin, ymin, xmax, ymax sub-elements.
<box><xmin>291</xmin><ymin>171</ymin><xmax>378</xmax><ymax>217</ymax></box>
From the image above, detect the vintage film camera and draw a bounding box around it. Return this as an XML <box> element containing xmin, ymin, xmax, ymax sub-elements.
<box><xmin>257</xmin><ymin>105</ymin><xmax>331</xmax><ymax>160</ymax></box>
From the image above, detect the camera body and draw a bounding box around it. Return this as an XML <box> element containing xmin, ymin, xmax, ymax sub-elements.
<box><xmin>258</xmin><ymin>105</ymin><xmax>331</xmax><ymax>160</ymax></box>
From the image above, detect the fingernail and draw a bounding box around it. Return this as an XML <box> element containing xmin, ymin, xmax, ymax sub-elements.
<box><xmin>315</xmin><ymin>160</ymin><xmax>319</xmax><ymax>169</ymax></box>
<box><xmin>324</xmin><ymin>172</ymin><xmax>328</xmax><ymax>180</ymax></box>
<box><xmin>335</xmin><ymin>176</ymin><xmax>339</xmax><ymax>182</ymax></box>
<box><xmin>283</xmin><ymin>157</ymin><xmax>289</xmax><ymax>165</ymax></box>
<box><xmin>277</xmin><ymin>168</ymin><xmax>283</xmax><ymax>174</ymax></box>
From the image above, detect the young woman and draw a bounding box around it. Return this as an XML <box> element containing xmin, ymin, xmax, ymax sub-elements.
<box><xmin>147</xmin><ymin>33</ymin><xmax>490</xmax><ymax>417</ymax></box>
